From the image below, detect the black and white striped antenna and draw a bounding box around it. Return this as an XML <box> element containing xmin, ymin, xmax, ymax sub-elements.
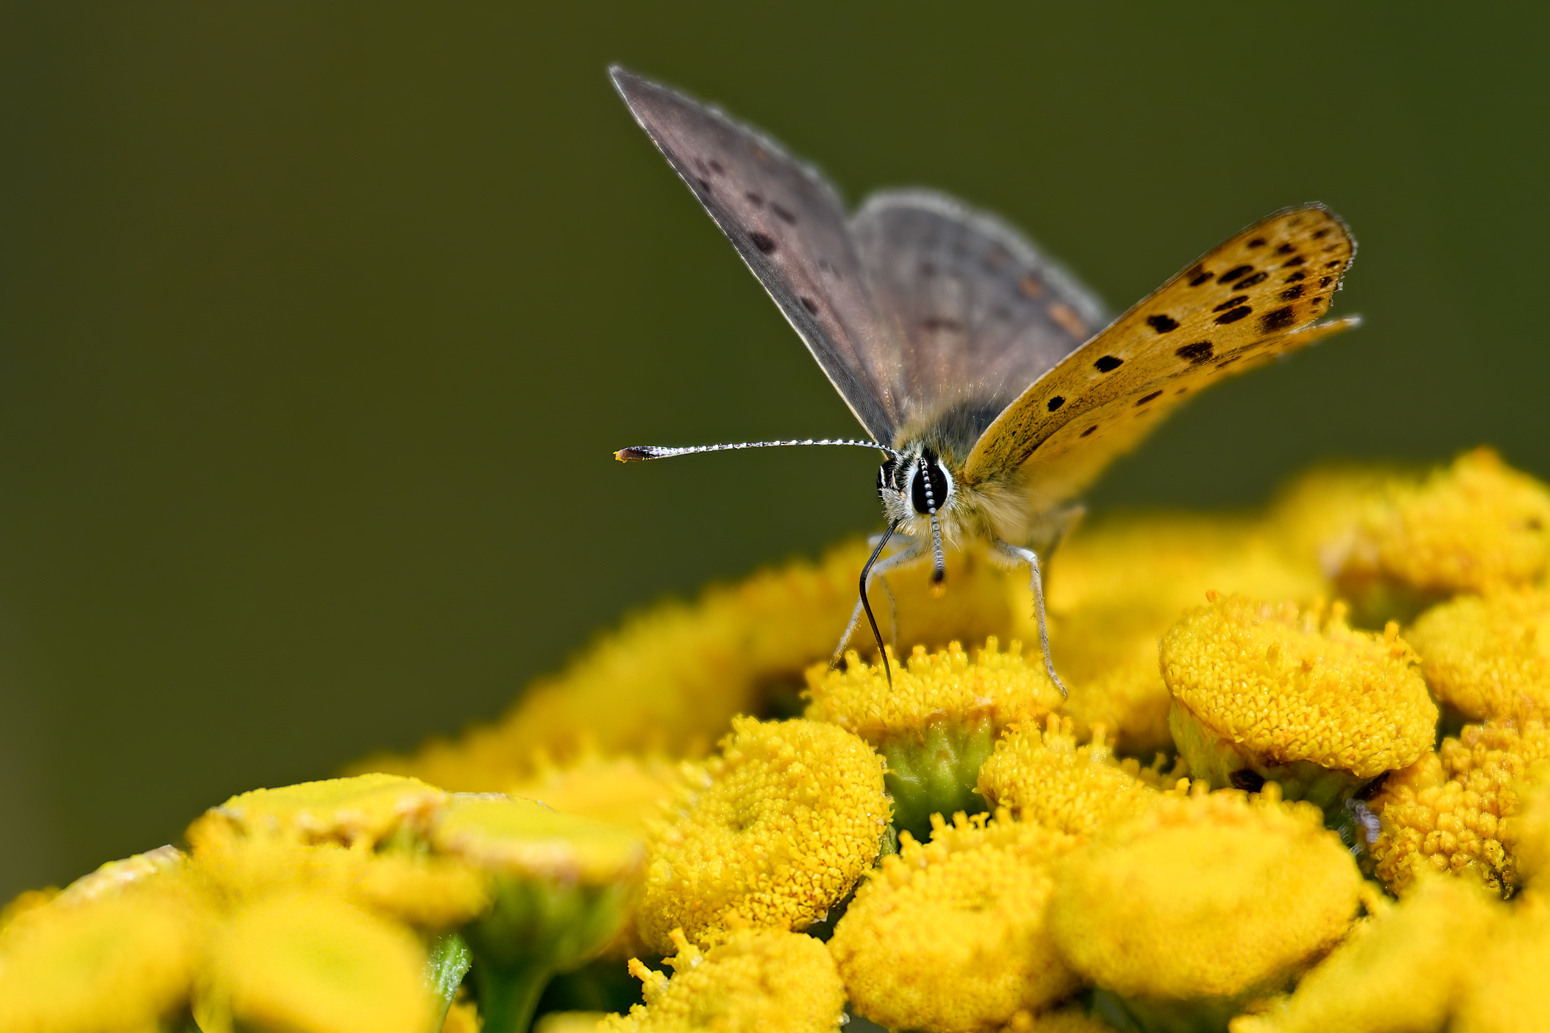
<box><xmin>615</xmin><ymin>438</ymin><xmax>900</xmax><ymax>462</ymax></box>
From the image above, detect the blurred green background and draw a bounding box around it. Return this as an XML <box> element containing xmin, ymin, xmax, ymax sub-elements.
<box><xmin>1</xmin><ymin>3</ymin><xmax>1546</xmax><ymax>899</ymax></box>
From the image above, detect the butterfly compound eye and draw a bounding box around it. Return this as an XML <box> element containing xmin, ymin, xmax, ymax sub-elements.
<box><xmin>909</xmin><ymin>451</ymin><xmax>952</xmax><ymax>515</ymax></box>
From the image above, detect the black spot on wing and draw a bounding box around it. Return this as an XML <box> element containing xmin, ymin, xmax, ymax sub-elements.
<box><xmin>1284</xmin><ymin>271</ymin><xmax>1306</xmax><ymax>282</ymax></box>
<box><xmin>1215</xmin><ymin>306</ymin><xmax>1252</xmax><ymax>325</ymax></box>
<box><xmin>1219</xmin><ymin>265</ymin><xmax>1253</xmax><ymax>284</ymax></box>
<box><xmin>1248</xmin><ymin>237</ymin><xmax>1267</xmax><ymax>248</ymax></box>
<box><xmin>1188</xmin><ymin>267</ymin><xmax>1214</xmax><ymax>287</ymax></box>
<box><xmin>744</xmin><ymin>191</ymin><xmax>764</xmax><ymax>206</ymax></box>
<box><xmin>1313</xmin><ymin>227</ymin><xmax>1330</xmax><ymax>239</ymax></box>
<box><xmin>1136</xmin><ymin>390</ymin><xmax>1163</xmax><ymax>406</ymax></box>
<box><xmin>920</xmin><ymin>316</ymin><xmax>964</xmax><ymax>333</ymax></box>
<box><xmin>800</xmin><ymin>296</ymin><xmax>818</xmax><ymax>314</ymax></box>
<box><xmin>1319</xmin><ymin>276</ymin><xmax>1333</xmax><ymax>287</ymax></box>
<box><xmin>1276</xmin><ymin>242</ymin><xmax>1296</xmax><ymax>254</ymax></box>
<box><xmin>1282</xmin><ymin>255</ymin><xmax>1306</xmax><ymax>267</ymax></box>
<box><xmin>1146</xmin><ymin>314</ymin><xmax>1180</xmax><ymax>333</ymax></box>
<box><xmin>1175</xmin><ymin>341</ymin><xmax>1214</xmax><ymax>364</ymax></box>
<box><xmin>708</xmin><ymin>159</ymin><xmax>725</xmax><ymax>174</ymax></box>
<box><xmin>1047</xmin><ymin>396</ymin><xmax>1065</xmax><ymax>412</ymax></box>
<box><xmin>1081</xmin><ymin>425</ymin><xmax>1098</xmax><ymax>437</ymax></box>
<box><xmin>1234</xmin><ymin>271</ymin><xmax>1269</xmax><ymax>289</ymax></box>
<box><xmin>748</xmin><ymin>231</ymin><xmax>777</xmax><ymax>254</ymax></box>
<box><xmin>1094</xmin><ymin>355</ymin><xmax>1124</xmax><ymax>373</ymax></box>
<box><xmin>1213</xmin><ymin>295</ymin><xmax>1249</xmax><ymax>313</ymax></box>
<box><xmin>770</xmin><ymin>203</ymin><xmax>797</xmax><ymax>225</ymax></box>
<box><xmin>1260</xmin><ymin>307</ymin><xmax>1296</xmax><ymax>332</ymax></box>
<box><xmin>1280</xmin><ymin>284</ymin><xmax>1305</xmax><ymax>300</ymax></box>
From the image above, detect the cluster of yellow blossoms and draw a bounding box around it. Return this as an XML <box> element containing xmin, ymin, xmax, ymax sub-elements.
<box><xmin>9</xmin><ymin>446</ymin><xmax>1550</xmax><ymax>1033</ymax></box>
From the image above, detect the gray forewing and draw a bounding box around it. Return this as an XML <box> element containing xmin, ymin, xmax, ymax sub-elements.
<box><xmin>610</xmin><ymin>68</ymin><xmax>900</xmax><ymax>444</ymax></box>
<box><xmin>851</xmin><ymin>191</ymin><xmax>1108</xmax><ymax>448</ymax></box>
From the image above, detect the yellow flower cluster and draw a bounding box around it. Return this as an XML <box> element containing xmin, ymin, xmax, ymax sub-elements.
<box><xmin>1368</xmin><ymin>717</ymin><xmax>1550</xmax><ymax>895</ymax></box>
<box><xmin>0</xmin><ymin>775</ymin><xmax>644</xmax><ymax>1033</ymax></box>
<box><xmin>636</xmin><ymin>716</ymin><xmax>889</xmax><ymax>952</ymax></box>
<box><xmin>602</xmin><ymin>927</ymin><xmax>845</xmax><ymax>1033</ymax></box>
<box><xmin>1162</xmin><ymin>594</ymin><xmax>1436</xmax><ymax>807</ymax></box>
<box><xmin>1329</xmin><ymin>447</ymin><xmax>1550</xmax><ymax>620</ymax></box>
<box><xmin>14</xmin><ymin>447</ymin><xmax>1550</xmax><ymax>1032</ymax></box>
<box><xmin>976</xmin><ymin>716</ymin><xmax>1164</xmax><ymax>837</ymax></box>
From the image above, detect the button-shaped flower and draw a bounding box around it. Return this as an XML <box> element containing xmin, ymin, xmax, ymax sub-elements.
<box><xmin>830</xmin><ymin>811</ymin><xmax>1081</xmax><ymax>1033</ymax></box>
<box><xmin>806</xmin><ymin>638</ymin><xmax>1059</xmax><ymax>839</ymax></box>
<box><xmin>1162</xmin><ymin>594</ymin><xmax>1436</xmax><ymax>812</ymax></box>
<box><xmin>1047</xmin><ymin>788</ymin><xmax>1362</xmax><ymax>1031</ymax></box>
<box><xmin>638</xmin><ymin>716</ymin><xmax>889</xmax><ymax>951</ymax></box>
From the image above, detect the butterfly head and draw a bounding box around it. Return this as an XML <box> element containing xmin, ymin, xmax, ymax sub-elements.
<box><xmin>877</xmin><ymin>447</ymin><xmax>955</xmax><ymax>584</ymax></box>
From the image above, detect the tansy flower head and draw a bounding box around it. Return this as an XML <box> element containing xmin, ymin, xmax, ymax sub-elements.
<box><xmin>428</xmin><ymin>794</ymin><xmax>647</xmax><ymax>1033</ymax></box>
<box><xmin>976</xmin><ymin>716</ymin><xmax>1161</xmax><ymax>837</ymax></box>
<box><xmin>508</xmin><ymin>751</ymin><xmax>687</xmax><ymax>834</ymax></box>
<box><xmin>1406</xmin><ymin>587</ymin><xmax>1550</xmax><ymax>723</ymax></box>
<box><xmin>638</xmin><ymin>716</ymin><xmax>888</xmax><ymax>952</ymax></box>
<box><xmin>806</xmin><ymin>638</ymin><xmax>1060</xmax><ymax>839</ymax></box>
<box><xmin>829</xmin><ymin>811</ymin><xmax>1081</xmax><ymax>1033</ymax></box>
<box><xmin>1450</xmin><ymin>891</ymin><xmax>1550</xmax><ymax>1033</ymax></box>
<box><xmin>1330</xmin><ymin>448</ymin><xmax>1550</xmax><ymax>623</ymax></box>
<box><xmin>1231</xmin><ymin>874</ymin><xmax>1500</xmax><ymax>1033</ymax></box>
<box><xmin>1368</xmin><ymin>716</ymin><xmax>1550</xmax><ymax>895</ymax></box>
<box><xmin>0</xmin><ymin>871</ymin><xmax>202</xmax><ymax>1033</ymax></box>
<box><xmin>1045</xmin><ymin>513</ymin><xmax>1329</xmax><ymax>758</ymax></box>
<box><xmin>1161</xmin><ymin>594</ymin><xmax>1436</xmax><ymax>811</ymax></box>
<box><xmin>600</xmin><ymin>928</ymin><xmax>845</xmax><ymax>1033</ymax></box>
<box><xmin>1509</xmin><ymin>775</ymin><xmax>1550</xmax><ymax>888</ymax></box>
<box><xmin>190</xmin><ymin>773</ymin><xmax>449</xmax><ymax>849</ymax></box>
<box><xmin>1047</xmin><ymin>788</ymin><xmax>1362</xmax><ymax>1029</ymax></box>
<box><xmin>200</xmin><ymin>890</ymin><xmax>436</xmax><ymax>1033</ymax></box>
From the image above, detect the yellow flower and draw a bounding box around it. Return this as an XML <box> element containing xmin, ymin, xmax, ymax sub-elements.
<box><xmin>829</xmin><ymin>811</ymin><xmax>1081</xmax><ymax>1033</ymax></box>
<box><xmin>429</xmin><ymin>795</ymin><xmax>647</xmax><ymax>1033</ymax></box>
<box><xmin>1451</xmin><ymin>891</ymin><xmax>1550</xmax><ymax>1033</ymax></box>
<box><xmin>1161</xmin><ymin>594</ymin><xmax>1436</xmax><ymax>809</ymax></box>
<box><xmin>1230</xmin><ymin>874</ymin><xmax>1500</xmax><ymax>1033</ymax></box>
<box><xmin>638</xmin><ymin>717</ymin><xmax>889</xmax><ymax>951</ymax></box>
<box><xmin>18</xmin><ymin>450</ymin><xmax>1550</xmax><ymax>1033</ymax></box>
<box><xmin>1510</xmin><ymin>776</ymin><xmax>1550</xmax><ymax>887</ymax></box>
<box><xmin>195</xmin><ymin>772</ymin><xmax>449</xmax><ymax>846</ymax></box>
<box><xmin>806</xmin><ymin>638</ymin><xmax>1060</xmax><ymax>838</ymax></box>
<box><xmin>1330</xmin><ymin>448</ymin><xmax>1550</xmax><ymax>621</ymax></box>
<box><xmin>1369</xmin><ymin>717</ymin><xmax>1550</xmax><ymax>895</ymax></box>
<box><xmin>1046</xmin><ymin>788</ymin><xmax>1362</xmax><ymax>1028</ymax></box>
<box><xmin>0</xmin><ymin>879</ymin><xmax>202</xmax><ymax>1033</ymax></box>
<box><xmin>601</xmin><ymin>928</ymin><xmax>845</xmax><ymax>1033</ymax></box>
<box><xmin>201</xmin><ymin>890</ymin><xmax>436</xmax><ymax>1033</ymax></box>
<box><xmin>976</xmin><ymin>716</ymin><xmax>1162</xmax><ymax>837</ymax></box>
<box><xmin>1046</xmin><ymin>513</ymin><xmax>1329</xmax><ymax>758</ymax></box>
<box><xmin>1406</xmin><ymin>586</ymin><xmax>1550</xmax><ymax>722</ymax></box>
<box><xmin>509</xmin><ymin>751</ymin><xmax>687</xmax><ymax>834</ymax></box>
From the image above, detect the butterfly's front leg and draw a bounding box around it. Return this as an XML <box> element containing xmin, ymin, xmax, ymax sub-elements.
<box><xmin>990</xmin><ymin>538</ymin><xmax>1068</xmax><ymax>698</ymax></box>
<box><xmin>833</xmin><ymin>533</ymin><xmax>924</xmax><ymax>667</ymax></box>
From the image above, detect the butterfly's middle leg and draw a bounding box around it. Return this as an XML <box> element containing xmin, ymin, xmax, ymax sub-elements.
<box><xmin>990</xmin><ymin>538</ymin><xmax>1069</xmax><ymax>698</ymax></box>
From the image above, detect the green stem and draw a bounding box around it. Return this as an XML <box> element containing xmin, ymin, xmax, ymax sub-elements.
<box><xmin>474</xmin><ymin>960</ymin><xmax>553</xmax><ymax>1033</ymax></box>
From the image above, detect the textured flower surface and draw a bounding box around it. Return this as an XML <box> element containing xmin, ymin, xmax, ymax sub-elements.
<box><xmin>11</xmin><ymin>450</ymin><xmax>1550</xmax><ymax>1033</ymax></box>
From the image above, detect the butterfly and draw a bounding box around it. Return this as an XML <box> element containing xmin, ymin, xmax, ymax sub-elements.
<box><xmin>609</xmin><ymin>67</ymin><xmax>1357</xmax><ymax>693</ymax></box>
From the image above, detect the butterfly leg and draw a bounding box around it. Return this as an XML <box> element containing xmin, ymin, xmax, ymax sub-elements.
<box><xmin>990</xmin><ymin>539</ymin><xmax>1069</xmax><ymax>699</ymax></box>
<box><xmin>833</xmin><ymin>534</ymin><xmax>924</xmax><ymax>666</ymax></box>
